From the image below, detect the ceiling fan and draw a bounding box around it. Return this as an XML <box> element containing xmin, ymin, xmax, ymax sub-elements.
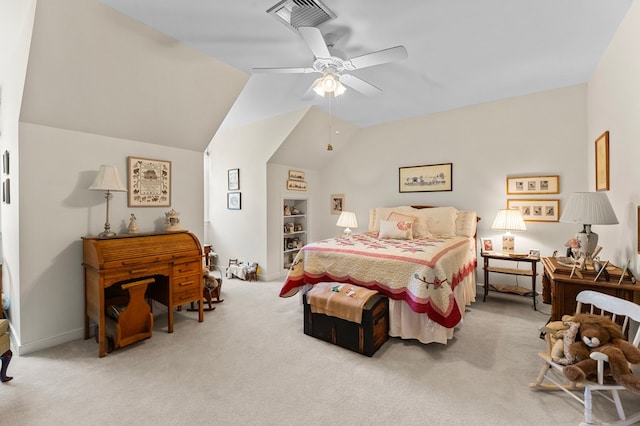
<box><xmin>252</xmin><ymin>26</ymin><xmax>407</xmax><ymax>97</ymax></box>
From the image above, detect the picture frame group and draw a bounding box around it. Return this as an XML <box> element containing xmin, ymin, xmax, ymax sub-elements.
<box><xmin>507</xmin><ymin>199</ymin><xmax>560</xmax><ymax>222</ymax></box>
<box><xmin>287</xmin><ymin>169</ymin><xmax>307</xmax><ymax>191</ymax></box>
<box><xmin>506</xmin><ymin>175</ymin><xmax>559</xmax><ymax>195</ymax></box>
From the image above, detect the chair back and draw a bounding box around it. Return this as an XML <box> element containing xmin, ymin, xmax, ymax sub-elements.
<box><xmin>575</xmin><ymin>290</ymin><xmax>640</xmax><ymax>346</ymax></box>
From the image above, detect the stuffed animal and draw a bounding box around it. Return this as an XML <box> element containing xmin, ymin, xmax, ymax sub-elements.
<box><xmin>563</xmin><ymin>313</ymin><xmax>640</xmax><ymax>394</ymax></box>
<box><xmin>203</xmin><ymin>267</ymin><xmax>219</xmax><ymax>290</ymax></box>
<box><xmin>542</xmin><ymin>315</ymin><xmax>578</xmax><ymax>364</ymax></box>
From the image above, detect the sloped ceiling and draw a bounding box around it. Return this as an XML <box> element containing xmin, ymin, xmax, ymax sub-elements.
<box><xmin>20</xmin><ymin>0</ymin><xmax>248</xmax><ymax>152</ymax></box>
<box><xmin>97</xmin><ymin>0</ymin><xmax>633</xmax><ymax>130</ymax></box>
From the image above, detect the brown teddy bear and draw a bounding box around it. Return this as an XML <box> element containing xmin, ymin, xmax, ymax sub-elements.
<box><xmin>563</xmin><ymin>313</ymin><xmax>640</xmax><ymax>394</ymax></box>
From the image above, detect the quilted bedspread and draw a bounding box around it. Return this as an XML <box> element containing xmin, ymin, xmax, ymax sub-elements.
<box><xmin>279</xmin><ymin>232</ymin><xmax>477</xmax><ymax>328</ymax></box>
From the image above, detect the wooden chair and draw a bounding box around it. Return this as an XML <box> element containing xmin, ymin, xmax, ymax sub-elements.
<box><xmin>104</xmin><ymin>278</ymin><xmax>154</xmax><ymax>353</ymax></box>
<box><xmin>0</xmin><ymin>319</ymin><xmax>12</xmax><ymax>382</ymax></box>
<box><xmin>530</xmin><ymin>290</ymin><xmax>640</xmax><ymax>425</ymax></box>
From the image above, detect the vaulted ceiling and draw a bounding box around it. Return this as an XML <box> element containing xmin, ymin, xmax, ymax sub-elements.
<box><xmin>99</xmin><ymin>0</ymin><xmax>632</xmax><ymax>131</ymax></box>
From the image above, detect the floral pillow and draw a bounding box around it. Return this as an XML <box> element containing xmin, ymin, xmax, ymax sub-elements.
<box><xmin>386</xmin><ymin>211</ymin><xmax>431</xmax><ymax>238</ymax></box>
<box><xmin>378</xmin><ymin>220</ymin><xmax>413</xmax><ymax>240</ymax></box>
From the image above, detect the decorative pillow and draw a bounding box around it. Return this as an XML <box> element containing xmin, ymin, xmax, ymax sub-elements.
<box><xmin>378</xmin><ymin>220</ymin><xmax>413</xmax><ymax>240</ymax></box>
<box><xmin>455</xmin><ymin>210</ymin><xmax>477</xmax><ymax>238</ymax></box>
<box><xmin>414</xmin><ymin>207</ymin><xmax>457</xmax><ymax>236</ymax></box>
<box><xmin>386</xmin><ymin>211</ymin><xmax>431</xmax><ymax>238</ymax></box>
<box><xmin>370</xmin><ymin>206</ymin><xmax>415</xmax><ymax>232</ymax></box>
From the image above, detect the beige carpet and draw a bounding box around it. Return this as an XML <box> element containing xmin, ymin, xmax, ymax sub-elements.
<box><xmin>1</xmin><ymin>279</ymin><xmax>637</xmax><ymax>425</ymax></box>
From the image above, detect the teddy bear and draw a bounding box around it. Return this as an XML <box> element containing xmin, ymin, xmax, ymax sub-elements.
<box><xmin>562</xmin><ymin>313</ymin><xmax>640</xmax><ymax>394</ymax></box>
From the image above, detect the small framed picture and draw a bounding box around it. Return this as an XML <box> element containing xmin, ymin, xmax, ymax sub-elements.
<box><xmin>288</xmin><ymin>170</ymin><xmax>305</xmax><ymax>181</ymax></box>
<box><xmin>529</xmin><ymin>249</ymin><xmax>540</xmax><ymax>259</ymax></box>
<box><xmin>480</xmin><ymin>238</ymin><xmax>494</xmax><ymax>253</ymax></box>
<box><xmin>228</xmin><ymin>168</ymin><xmax>239</xmax><ymax>191</ymax></box>
<box><xmin>227</xmin><ymin>192</ymin><xmax>241</xmax><ymax>210</ymax></box>
<box><xmin>330</xmin><ymin>194</ymin><xmax>344</xmax><ymax>215</ymax></box>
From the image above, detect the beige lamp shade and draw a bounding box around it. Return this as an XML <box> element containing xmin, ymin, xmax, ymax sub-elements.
<box><xmin>491</xmin><ymin>209</ymin><xmax>526</xmax><ymax>253</ymax></box>
<box><xmin>336</xmin><ymin>211</ymin><xmax>358</xmax><ymax>236</ymax></box>
<box><xmin>89</xmin><ymin>165</ymin><xmax>127</xmax><ymax>192</ymax></box>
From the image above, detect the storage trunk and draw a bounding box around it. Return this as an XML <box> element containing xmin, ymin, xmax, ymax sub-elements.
<box><xmin>303</xmin><ymin>290</ymin><xmax>389</xmax><ymax>357</ymax></box>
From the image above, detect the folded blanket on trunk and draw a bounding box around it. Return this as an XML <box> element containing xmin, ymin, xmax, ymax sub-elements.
<box><xmin>307</xmin><ymin>282</ymin><xmax>378</xmax><ymax>324</ymax></box>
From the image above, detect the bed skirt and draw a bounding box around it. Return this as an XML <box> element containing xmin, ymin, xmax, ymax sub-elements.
<box><xmin>388</xmin><ymin>271</ymin><xmax>477</xmax><ymax>344</ymax></box>
<box><xmin>298</xmin><ymin>271</ymin><xmax>476</xmax><ymax>345</ymax></box>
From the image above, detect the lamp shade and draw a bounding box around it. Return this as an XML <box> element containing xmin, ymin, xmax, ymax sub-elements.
<box><xmin>491</xmin><ymin>209</ymin><xmax>526</xmax><ymax>232</ymax></box>
<box><xmin>89</xmin><ymin>165</ymin><xmax>127</xmax><ymax>192</ymax></box>
<box><xmin>559</xmin><ymin>192</ymin><xmax>618</xmax><ymax>225</ymax></box>
<box><xmin>336</xmin><ymin>211</ymin><xmax>358</xmax><ymax>229</ymax></box>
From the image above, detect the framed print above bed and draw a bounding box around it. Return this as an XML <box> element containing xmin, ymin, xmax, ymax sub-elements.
<box><xmin>127</xmin><ymin>156</ymin><xmax>171</xmax><ymax>207</ymax></box>
<box><xmin>399</xmin><ymin>163</ymin><xmax>453</xmax><ymax>193</ymax></box>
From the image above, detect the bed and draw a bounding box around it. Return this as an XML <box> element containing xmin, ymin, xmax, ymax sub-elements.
<box><xmin>279</xmin><ymin>206</ymin><xmax>479</xmax><ymax>344</ymax></box>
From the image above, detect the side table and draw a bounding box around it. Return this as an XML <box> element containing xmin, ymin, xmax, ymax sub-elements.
<box><xmin>482</xmin><ymin>252</ymin><xmax>539</xmax><ymax>310</ymax></box>
<box><xmin>541</xmin><ymin>257</ymin><xmax>640</xmax><ymax>321</ymax></box>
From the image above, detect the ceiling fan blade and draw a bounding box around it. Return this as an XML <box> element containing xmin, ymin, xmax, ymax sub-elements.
<box><xmin>339</xmin><ymin>74</ymin><xmax>382</xmax><ymax>96</ymax></box>
<box><xmin>349</xmin><ymin>46</ymin><xmax>408</xmax><ymax>69</ymax></box>
<box><xmin>298</xmin><ymin>26</ymin><xmax>331</xmax><ymax>59</ymax></box>
<box><xmin>252</xmin><ymin>67</ymin><xmax>315</xmax><ymax>74</ymax></box>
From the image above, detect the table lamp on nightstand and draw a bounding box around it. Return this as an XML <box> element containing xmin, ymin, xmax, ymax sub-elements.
<box><xmin>336</xmin><ymin>211</ymin><xmax>358</xmax><ymax>236</ymax></box>
<box><xmin>560</xmin><ymin>192</ymin><xmax>618</xmax><ymax>262</ymax></box>
<box><xmin>491</xmin><ymin>208</ymin><xmax>526</xmax><ymax>253</ymax></box>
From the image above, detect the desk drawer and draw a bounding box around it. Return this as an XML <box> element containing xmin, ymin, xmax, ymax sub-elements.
<box><xmin>172</xmin><ymin>273</ymin><xmax>201</xmax><ymax>293</ymax></box>
<box><xmin>173</xmin><ymin>260</ymin><xmax>201</xmax><ymax>277</ymax></box>
<box><xmin>105</xmin><ymin>263</ymin><xmax>169</xmax><ymax>284</ymax></box>
<box><xmin>173</xmin><ymin>286</ymin><xmax>201</xmax><ymax>305</ymax></box>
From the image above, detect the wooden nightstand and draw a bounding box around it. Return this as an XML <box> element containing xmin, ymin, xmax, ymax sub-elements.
<box><xmin>482</xmin><ymin>252</ymin><xmax>540</xmax><ymax>310</ymax></box>
<box><xmin>541</xmin><ymin>257</ymin><xmax>639</xmax><ymax>321</ymax></box>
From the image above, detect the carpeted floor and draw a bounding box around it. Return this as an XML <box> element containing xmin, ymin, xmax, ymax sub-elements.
<box><xmin>1</xmin><ymin>279</ymin><xmax>637</xmax><ymax>425</ymax></box>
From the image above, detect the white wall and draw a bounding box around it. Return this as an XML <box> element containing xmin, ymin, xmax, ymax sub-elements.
<box><xmin>587</xmin><ymin>0</ymin><xmax>640</xmax><ymax>273</ymax></box>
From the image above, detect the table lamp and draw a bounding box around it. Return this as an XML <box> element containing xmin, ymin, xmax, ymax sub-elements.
<box><xmin>560</xmin><ymin>192</ymin><xmax>618</xmax><ymax>261</ymax></box>
<box><xmin>89</xmin><ymin>165</ymin><xmax>127</xmax><ymax>238</ymax></box>
<box><xmin>491</xmin><ymin>208</ymin><xmax>526</xmax><ymax>253</ymax></box>
<box><xmin>336</xmin><ymin>211</ymin><xmax>358</xmax><ymax>236</ymax></box>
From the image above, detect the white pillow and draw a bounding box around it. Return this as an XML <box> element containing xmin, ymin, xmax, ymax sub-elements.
<box><xmin>378</xmin><ymin>220</ymin><xmax>413</xmax><ymax>240</ymax></box>
<box><xmin>456</xmin><ymin>210</ymin><xmax>477</xmax><ymax>238</ymax></box>
<box><xmin>414</xmin><ymin>207</ymin><xmax>457</xmax><ymax>236</ymax></box>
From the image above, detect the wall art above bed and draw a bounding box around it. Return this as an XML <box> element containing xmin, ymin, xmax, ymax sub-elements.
<box><xmin>506</xmin><ymin>175</ymin><xmax>559</xmax><ymax>195</ymax></box>
<box><xmin>399</xmin><ymin>163</ymin><xmax>453</xmax><ymax>193</ymax></box>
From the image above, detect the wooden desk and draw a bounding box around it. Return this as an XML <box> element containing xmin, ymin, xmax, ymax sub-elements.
<box><xmin>82</xmin><ymin>231</ymin><xmax>204</xmax><ymax>357</ymax></box>
<box><xmin>541</xmin><ymin>256</ymin><xmax>640</xmax><ymax>321</ymax></box>
<box><xmin>482</xmin><ymin>252</ymin><xmax>539</xmax><ymax>310</ymax></box>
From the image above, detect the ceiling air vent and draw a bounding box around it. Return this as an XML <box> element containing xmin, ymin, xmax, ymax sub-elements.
<box><xmin>267</xmin><ymin>0</ymin><xmax>336</xmax><ymax>31</ymax></box>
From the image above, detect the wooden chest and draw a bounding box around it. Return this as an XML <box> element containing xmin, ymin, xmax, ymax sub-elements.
<box><xmin>303</xmin><ymin>290</ymin><xmax>389</xmax><ymax>357</ymax></box>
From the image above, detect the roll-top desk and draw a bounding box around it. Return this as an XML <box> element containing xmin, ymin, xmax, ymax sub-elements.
<box><xmin>82</xmin><ymin>231</ymin><xmax>204</xmax><ymax>357</ymax></box>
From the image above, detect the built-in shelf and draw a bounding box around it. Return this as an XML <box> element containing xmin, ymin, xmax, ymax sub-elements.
<box><xmin>283</xmin><ymin>199</ymin><xmax>307</xmax><ymax>270</ymax></box>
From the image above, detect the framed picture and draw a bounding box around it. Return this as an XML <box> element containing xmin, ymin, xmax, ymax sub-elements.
<box><xmin>506</xmin><ymin>175</ymin><xmax>559</xmax><ymax>195</ymax></box>
<box><xmin>227</xmin><ymin>192</ymin><xmax>241</xmax><ymax>210</ymax></box>
<box><xmin>595</xmin><ymin>131</ymin><xmax>610</xmax><ymax>191</ymax></box>
<box><xmin>228</xmin><ymin>168</ymin><xmax>239</xmax><ymax>191</ymax></box>
<box><xmin>288</xmin><ymin>170</ymin><xmax>305</xmax><ymax>181</ymax></box>
<box><xmin>127</xmin><ymin>156</ymin><xmax>171</xmax><ymax>207</ymax></box>
<box><xmin>286</xmin><ymin>180</ymin><xmax>307</xmax><ymax>191</ymax></box>
<box><xmin>507</xmin><ymin>199</ymin><xmax>560</xmax><ymax>222</ymax></box>
<box><xmin>2</xmin><ymin>150</ymin><xmax>9</xmax><ymax>175</ymax></box>
<box><xmin>480</xmin><ymin>238</ymin><xmax>494</xmax><ymax>253</ymax></box>
<box><xmin>330</xmin><ymin>194</ymin><xmax>345</xmax><ymax>215</ymax></box>
<box><xmin>399</xmin><ymin>163</ymin><xmax>453</xmax><ymax>193</ymax></box>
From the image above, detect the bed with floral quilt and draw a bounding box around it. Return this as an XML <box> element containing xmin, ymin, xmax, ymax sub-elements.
<box><xmin>280</xmin><ymin>206</ymin><xmax>479</xmax><ymax>344</ymax></box>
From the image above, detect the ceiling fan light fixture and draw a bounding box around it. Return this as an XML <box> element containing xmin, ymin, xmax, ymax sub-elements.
<box><xmin>313</xmin><ymin>72</ymin><xmax>345</xmax><ymax>97</ymax></box>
